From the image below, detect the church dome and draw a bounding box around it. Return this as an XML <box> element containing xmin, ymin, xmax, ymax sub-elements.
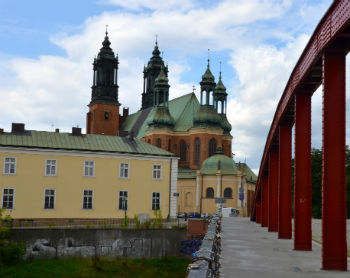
<box><xmin>202</xmin><ymin>67</ymin><xmax>215</xmax><ymax>82</ymax></box>
<box><xmin>200</xmin><ymin>151</ymin><xmax>238</xmax><ymax>175</ymax></box>
<box><xmin>148</xmin><ymin>106</ymin><xmax>175</xmax><ymax>129</ymax></box>
<box><xmin>220</xmin><ymin>114</ymin><xmax>232</xmax><ymax>134</ymax></box>
<box><xmin>193</xmin><ymin>105</ymin><xmax>221</xmax><ymax>127</ymax></box>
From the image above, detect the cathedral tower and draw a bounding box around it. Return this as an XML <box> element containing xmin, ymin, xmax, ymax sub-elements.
<box><xmin>86</xmin><ymin>30</ymin><xmax>120</xmax><ymax>135</ymax></box>
<box><xmin>214</xmin><ymin>70</ymin><xmax>232</xmax><ymax>135</ymax></box>
<box><xmin>141</xmin><ymin>40</ymin><xmax>168</xmax><ymax>109</ymax></box>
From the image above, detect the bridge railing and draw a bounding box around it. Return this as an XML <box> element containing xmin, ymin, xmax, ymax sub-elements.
<box><xmin>186</xmin><ymin>209</ymin><xmax>222</xmax><ymax>278</ymax></box>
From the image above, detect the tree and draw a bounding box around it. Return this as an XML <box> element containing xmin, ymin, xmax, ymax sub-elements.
<box><xmin>311</xmin><ymin>148</ymin><xmax>322</xmax><ymax>218</ymax></box>
<box><xmin>310</xmin><ymin>146</ymin><xmax>350</xmax><ymax>218</ymax></box>
<box><xmin>0</xmin><ymin>208</ymin><xmax>25</xmax><ymax>266</ymax></box>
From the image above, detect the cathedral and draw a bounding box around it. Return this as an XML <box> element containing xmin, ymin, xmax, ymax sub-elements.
<box><xmin>86</xmin><ymin>31</ymin><xmax>256</xmax><ymax>216</ymax></box>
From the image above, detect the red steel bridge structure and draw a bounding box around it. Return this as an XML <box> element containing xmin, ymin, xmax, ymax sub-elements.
<box><xmin>250</xmin><ymin>0</ymin><xmax>350</xmax><ymax>271</ymax></box>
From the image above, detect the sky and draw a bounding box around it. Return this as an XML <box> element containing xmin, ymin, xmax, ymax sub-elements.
<box><xmin>0</xmin><ymin>0</ymin><xmax>348</xmax><ymax>174</ymax></box>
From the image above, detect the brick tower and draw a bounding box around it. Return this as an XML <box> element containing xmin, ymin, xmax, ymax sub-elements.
<box><xmin>86</xmin><ymin>29</ymin><xmax>120</xmax><ymax>135</ymax></box>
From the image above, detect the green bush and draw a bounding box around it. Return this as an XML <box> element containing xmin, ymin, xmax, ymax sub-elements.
<box><xmin>120</xmin><ymin>215</ymin><xmax>129</xmax><ymax>228</ymax></box>
<box><xmin>0</xmin><ymin>208</ymin><xmax>26</xmax><ymax>266</ymax></box>
<box><xmin>0</xmin><ymin>241</ymin><xmax>26</xmax><ymax>266</ymax></box>
<box><xmin>142</xmin><ymin>220</ymin><xmax>151</xmax><ymax>229</ymax></box>
<box><xmin>134</xmin><ymin>214</ymin><xmax>141</xmax><ymax>228</ymax></box>
<box><xmin>152</xmin><ymin>210</ymin><xmax>163</xmax><ymax>228</ymax></box>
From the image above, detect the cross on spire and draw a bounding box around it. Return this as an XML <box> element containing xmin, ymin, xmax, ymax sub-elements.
<box><xmin>155</xmin><ymin>34</ymin><xmax>158</xmax><ymax>45</ymax></box>
<box><xmin>105</xmin><ymin>24</ymin><xmax>108</xmax><ymax>36</ymax></box>
<box><xmin>207</xmin><ymin>48</ymin><xmax>210</xmax><ymax>68</ymax></box>
<box><xmin>192</xmin><ymin>85</ymin><xmax>196</xmax><ymax>93</ymax></box>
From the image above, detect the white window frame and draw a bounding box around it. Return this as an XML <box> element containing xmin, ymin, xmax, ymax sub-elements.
<box><xmin>118</xmin><ymin>191</ymin><xmax>128</xmax><ymax>210</ymax></box>
<box><xmin>119</xmin><ymin>162</ymin><xmax>129</xmax><ymax>179</ymax></box>
<box><xmin>43</xmin><ymin>188</ymin><xmax>56</xmax><ymax>209</ymax></box>
<box><xmin>45</xmin><ymin>159</ymin><xmax>57</xmax><ymax>176</ymax></box>
<box><xmin>82</xmin><ymin>189</ymin><xmax>94</xmax><ymax>210</ymax></box>
<box><xmin>83</xmin><ymin>160</ymin><xmax>95</xmax><ymax>177</ymax></box>
<box><xmin>152</xmin><ymin>164</ymin><xmax>162</xmax><ymax>180</ymax></box>
<box><xmin>2</xmin><ymin>188</ymin><xmax>15</xmax><ymax>209</ymax></box>
<box><xmin>3</xmin><ymin>157</ymin><xmax>16</xmax><ymax>175</ymax></box>
<box><xmin>151</xmin><ymin>191</ymin><xmax>161</xmax><ymax>211</ymax></box>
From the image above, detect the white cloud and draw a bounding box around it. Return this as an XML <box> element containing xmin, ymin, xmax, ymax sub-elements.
<box><xmin>228</xmin><ymin>34</ymin><xmax>310</xmax><ymax>167</ymax></box>
<box><xmin>0</xmin><ymin>0</ymin><xmax>335</xmax><ymax>172</ymax></box>
<box><xmin>99</xmin><ymin>0</ymin><xmax>196</xmax><ymax>12</ymax></box>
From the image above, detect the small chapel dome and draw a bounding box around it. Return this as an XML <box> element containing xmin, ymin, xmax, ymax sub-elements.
<box><xmin>193</xmin><ymin>105</ymin><xmax>222</xmax><ymax>127</ymax></box>
<box><xmin>200</xmin><ymin>149</ymin><xmax>238</xmax><ymax>175</ymax></box>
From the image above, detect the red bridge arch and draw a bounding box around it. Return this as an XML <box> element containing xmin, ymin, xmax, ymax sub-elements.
<box><xmin>251</xmin><ymin>0</ymin><xmax>350</xmax><ymax>270</ymax></box>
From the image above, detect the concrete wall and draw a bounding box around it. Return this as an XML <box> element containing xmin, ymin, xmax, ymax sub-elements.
<box><xmin>9</xmin><ymin>228</ymin><xmax>187</xmax><ymax>260</ymax></box>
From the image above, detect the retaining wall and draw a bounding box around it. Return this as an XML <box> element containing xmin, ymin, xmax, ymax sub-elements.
<box><xmin>9</xmin><ymin>228</ymin><xmax>187</xmax><ymax>260</ymax></box>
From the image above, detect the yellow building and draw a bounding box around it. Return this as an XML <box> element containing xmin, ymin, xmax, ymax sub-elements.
<box><xmin>0</xmin><ymin>124</ymin><xmax>178</xmax><ymax>225</ymax></box>
<box><xmin>177</xmin><ymin>150</ymin><xmax>256</xmax><ymax>217</ymax></box>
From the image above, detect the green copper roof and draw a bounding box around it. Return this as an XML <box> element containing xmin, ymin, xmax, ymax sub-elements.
<box><xmin>201</xmin><ymin>60</ymin><xmax>215</xmax><ymax>82</ymax></box>
<box><xmin>155</xmin><ymin>66</ymin><xmax>169</xmax><ymax>85</ymax></box>
<box><xmin>237</xmin><ymin>162</ymin><xmax>257</xmax><ymax>183</ymax></box>
<box><xmin>200</xmin><ymin>153</ymin><xmax>238</xmax><ymax>175</ymax></box>
<box><xmin>97</xmin><ymin>31</ymin><xmax>115</xmax><ymax>60</ymax></box>
<box><xmin>178</xmin><ymin>167</ymin><xmax>197</xmax><ymax>179</ymax></box>
<box><xmin>0</xmin><ymin>130</ymin><xmax>175</xmax><ymax>157</ymax></box>
<box><xmin>220</xmin><ymin>114</ymin><xmax>232</xmax><ymax>134</ymax></box>
<box><xmin>214</xmin><ymin>72</ymin><xmax>227</xmax><ymax>94</ymax></box>
<box><xmin>120</xmin><ymin>93</ymin><xmax>200</xmax><ymax>138</ymax></box>
<box><xmin>148</xmin><ymin>106</ymin><xmax>175</xmax><ymax>129</ymax></box>
<box><xmin>193</xmin><ymin>105</ymin><xmax>221</xmax><ymax>128</ymax></box>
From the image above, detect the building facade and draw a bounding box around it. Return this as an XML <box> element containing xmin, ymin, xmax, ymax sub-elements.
<box><xmin>85</xmin><ymin>33</ymin><xmax>256</xmax><ymax>217</ymax></box>
<box><xmin>0</xmin><ymin>124</ymin><xmax>178</xmax><ymax>225</ymax></box>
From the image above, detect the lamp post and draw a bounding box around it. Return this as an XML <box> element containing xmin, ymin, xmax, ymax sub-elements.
<box><xmin>121</xmin><ymin>195</ymin><xmax>128</xmax><ymax>226</ymax></box>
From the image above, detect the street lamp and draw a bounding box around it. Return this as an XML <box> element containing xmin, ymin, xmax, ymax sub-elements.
<box><xmin>121</xmin><ymin>195</ymin><xmax>128</xmax><ymax>226</ymax></box>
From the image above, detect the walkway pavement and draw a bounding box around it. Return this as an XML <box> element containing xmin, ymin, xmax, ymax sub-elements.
<box><xmin>220</xmin><ymin>217</ymin><xmax>348</xmax><ymax>278</ymax></box>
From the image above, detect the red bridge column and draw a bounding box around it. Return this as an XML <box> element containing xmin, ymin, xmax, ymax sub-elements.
<box><xmin>261</xmin><ymin>174</ymin><xmax>268</xmax><ymax>227</ymax></box>
<box><xmin>294</xmin><ymin>91</ymin><xmax>312</xmax><ymax>250</ymax></box>
<box><xmin>322</xmin><ymin>51</ymin><xmax>347</xmax><ymax>271</ymax></box>
<box><xmin>278</xmin><ymin>121</ymin><xmax>292</xmax><ymax>239</ymax></box>
<box><xmin>268</xmin><ymin>149</ymin><xmax>278</xmax><ymax>232</ymax></box>
<box><xmin>256</xmin><ymin>201</ymin><xmax>262</xmax><ymax>224</ymax></box>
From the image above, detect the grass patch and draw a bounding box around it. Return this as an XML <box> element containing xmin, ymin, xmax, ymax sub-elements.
<box><xmin>0</xmin><ymin>257</ymin><xmax>190</xmax><ymax>278</ymax></box>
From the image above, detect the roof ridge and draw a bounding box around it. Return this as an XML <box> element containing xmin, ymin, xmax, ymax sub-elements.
<box><xmin>173</xmin><ymin>93</ymin><xmax>198</xmax><ymax>131</ymax></box>
<box><xmin>169</xmin><ymin>92</ymin><xmax>193</xmax><ymax>103</ymax></box>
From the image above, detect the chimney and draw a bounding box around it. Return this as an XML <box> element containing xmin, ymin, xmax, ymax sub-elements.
<box><xmin>129</xmin><ymin>131</ymin><xmax>134</xmax><ymax>140</ymax></box>
<box><xmin>123</xmin><ymin>107</ymin><xmax>129</xmax><ymax>117</ymax></box>
<box><xmin>55</xmin><ymin>128</ymin><xmax>60</xmax><ymax>133</ymax></box>
<box><xmin>72</xmin><ymin>127</ymin><xmax>82</xmax><ymax>136</ymax></box>
<box><xmin>11</xmin><ymin>123</ymin><xmax>25</xmax><ymax>133</ymax></box>
<box><xmin>0</xmin><ymin>128</ymin><xmax>3</xmax><ymax>134</ymax></box>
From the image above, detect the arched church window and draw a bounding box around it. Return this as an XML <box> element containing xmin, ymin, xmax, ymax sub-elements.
<box><xmin>157</xmin><ymin>138</ymin><xmax>162</xmax><ymax>148</ymax></box>
<box><xmin>180</xmin><ymin>140</ymin><xmax>187</xmax><ymax>162</ymax></box>
<box><xmin>224</xmin><ymin>188</ymin><xmax>232</xmax><ymax>198</ymax></box>
<box><xmin>218</xmin><ymin>101</ymin><xmax>222</xmax><ymax>113</ymax></box>
<box><xmin>194</xmin><ymin>138</ymin><xmax>200</xmax><ymax>166</ymax></box>
<box><xmin>206</xmin><ymin>187</ymin><xmax>214</xmax><ymax>198</ymax></box>
<box><xmin>208</xmin><ymin>138</ymin><xmax>216</xmax><ymax>157</ymax></box>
